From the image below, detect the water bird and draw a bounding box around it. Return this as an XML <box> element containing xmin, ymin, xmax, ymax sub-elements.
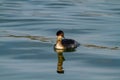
<box><xmin>55</xmin><ymin>30</ymin><xmax>80</xmax><ymax>50</ymax></box>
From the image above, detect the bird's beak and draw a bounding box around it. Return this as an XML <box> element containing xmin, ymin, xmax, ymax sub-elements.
<box><xmin>60</xmin><ymin>33</ymin><xmax>65</xmax><ymax>39</ymax></box>
<box><xmin>62</xmin><ymin>34</ymin><xmax>65</xmax><ymax>39</ymax></box>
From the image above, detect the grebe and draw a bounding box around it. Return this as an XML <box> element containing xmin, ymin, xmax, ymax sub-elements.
<box><xmin>55</xmin><ymin>30</ymin><xmax>80</xmax><ymax>50</ymax></box>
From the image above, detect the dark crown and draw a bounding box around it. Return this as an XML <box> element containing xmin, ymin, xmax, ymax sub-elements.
<box><xmin>56</xmin><ymin>30</ymin><xmax>64</xmax><ymax>36</ymax></box>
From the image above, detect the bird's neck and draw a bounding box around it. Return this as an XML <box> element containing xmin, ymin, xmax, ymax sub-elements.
<box><xmin>55</xmin><ymin>36</ymin><xmax>64</xmax><ymax>49</ymax></box>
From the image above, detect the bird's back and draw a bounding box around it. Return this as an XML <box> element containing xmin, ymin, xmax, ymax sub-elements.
<box><xmin>62</xmin><ymin>39</ymin><xmax>80</xmax><ymax>49</ymax></box>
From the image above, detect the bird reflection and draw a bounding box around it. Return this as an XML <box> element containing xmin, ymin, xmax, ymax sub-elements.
<box><xmin>54</xmin><ymin>49</ymin><xmax>75</xmax><ymax>74</ymax></box>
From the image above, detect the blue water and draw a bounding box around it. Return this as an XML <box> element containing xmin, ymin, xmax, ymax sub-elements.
<box><xmin>0</xmin><ymin>0</ymin><xmax>120</xmax><ymax>80</ymax></box>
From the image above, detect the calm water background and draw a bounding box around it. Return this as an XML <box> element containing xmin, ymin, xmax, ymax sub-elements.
<box><xmin>0</xmin><ymin>0</ymin><xmax>120</xmax><ymax>80</ymax></box>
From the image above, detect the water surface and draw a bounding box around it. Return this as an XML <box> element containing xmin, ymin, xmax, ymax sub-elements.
<box><xmin>0</xmin><ymin>0</ymin><xmax>120</xmax><ymax>80</ymax></box>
